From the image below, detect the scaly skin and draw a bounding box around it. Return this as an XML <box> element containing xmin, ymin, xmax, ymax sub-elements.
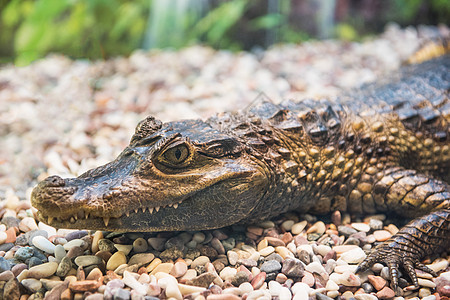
<box><xmin>32</xmin><ymin>55</ymin><xmax>449</xmax><ymax>293</ymax></box>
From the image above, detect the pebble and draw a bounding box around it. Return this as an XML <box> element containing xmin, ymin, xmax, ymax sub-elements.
<box><xmin>305</xmin><ymin>261</ymin><xmax>326</xmax><ymax>274</ymax></box>
<box><xmin>307</xmin><ymin>221</ymin><xmax>326</xmax><ymax>235</ymax></box>
<box><xmin>418</xmin><ymin>278</ymin><xmax>436</xmax><ymax>288</ymax></box>
<box><xmin>63</xmin><ymin>239</ymin><xmax>86</xmax><ymax>251</ymax></box>
<box><xmin>21</xmin><ymin>278</ymin><xmax>42</xmax><ymax>292</ymax></box>
<box><xmin>128</xmin><ymin>253</ymin><xmax>154</xmax><ymax>266</ymax></box>
<box><xmin>2</xmin><ymin>29</ymin><xmax>450</xmax><ymax>299</ymax></box>
<box><xmin>373</xmin><ymin>230</ymin><xmax>392</xmax><ymax>242</ymax></box>
<box><xmin>376</xmin><ymin>286</ymin><xmax>396</xmax><ymax>299</ymax></box>
<box><xmin>191</xmin><ymin>255</ymin><xmax>210</xmax><ymax>268</ymax></box>
<box><xmin>74</xmin><ymin>255</ymin><xmax>102</xmax><ymax>267</ymax></box>
<box><xmin>27</xmin><ymin>261</ymin><xmax>58</xmax><ymax>279</ymax></box>
<box><xmin>260</xmin><ymin>260</ymin><xmax>282</xmax><ymax>274</ymax></box>
<box><xmin>106</xmin><ymin>251</ymin><xmax>127</xmax><ymax>270</ymax></box>
<box><xmin>340</xmin><ymin>247</ymin><xmax>367</xmax><ymax>264</ymax></box>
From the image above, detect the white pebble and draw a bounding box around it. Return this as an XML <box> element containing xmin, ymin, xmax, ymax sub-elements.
<box><xmin>340</xmin><ymin>247</ymin><xmax>367</xmax><ymax>264</ymax></box>
<box><xmin>305</xmin><ymin>261</ymin><xmax>326</xmax><ymax>274</ymax></box>
<box><xmin>427</xmin><ymin>260</ymin><xmax>449</xmax><ymax>273</ymax></box>
<box><xmin>268</xmin><ymin>280</ymin><xmax>282</xmax><ymax>296</ymax></box>
<box><xmin>122</xmin><ymin>271</ymin><xmax>147</xmax><ymax>295</ymax></box>
<box><xmin>219</xmin><ymin>267</ymin><xmax>237</xmax><ymax>281</ymax></box>
<box><xmin>326</xmin><ymin>280</ymin><xmax>339</xmax><ymax>291</ymax></box>
<box><xmin>0</xmin><ymin>232</ymin><xmax>7</xmax><ymax>244</ymax></box>
<box><xmin>63</xmin><ymin>239</ymin><xmax>85</xmax><ymax>250</ymax></box>
<box><xmin>279</xmin><ymin>287</ymin><xmax>292</xmax><ymax>300</ymax></box>
<box><xmin>351</xmin><ymin>222</ymin><xmax>371</xmax><ymax>232</ymax></box>
<box><xmin>315</xmin><ymin>244</ymin><xmax>332</xmax><ymax>256</ymax></box>
<box><xmin>32</xmin><ymin>236</ymin><xmax>56</xmax><ymax>254</ymax></box>
<box><xmin>38</xmin><ymin>222</ymin><xmax>57</xmax><ymax>237</ymax></box>
<box><xmin>418</xmin><ymin>278</ymin><xmax>436</xmax><ymax>288</ymax></box>
<box><xmin>239</xmin><ymin>282</ymin><xmax>253</xmax><ymax>294</ymax></box>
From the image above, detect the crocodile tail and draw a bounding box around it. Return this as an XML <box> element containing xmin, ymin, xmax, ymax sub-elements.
<box><xmin>405</xmin><ymin>27</ymin><xmax>450</xmax><ymax>64</ymax></box>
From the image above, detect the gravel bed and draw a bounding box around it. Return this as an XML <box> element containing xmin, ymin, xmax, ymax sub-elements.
<box><xmin>0</xmin><ymin>24</ymin><xmax>449</xmax><ymax>299</ymax></box>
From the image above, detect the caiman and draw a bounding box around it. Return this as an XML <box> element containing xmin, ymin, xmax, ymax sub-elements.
<box><xmin>32</xmin><ymin>53</ymin><xmax>449</xmax><ymax>293</ymax></box>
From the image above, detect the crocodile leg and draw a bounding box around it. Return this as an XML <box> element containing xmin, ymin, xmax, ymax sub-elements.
<box><xmin>357</xmin><ymin>168</ymin><xmax>450</xmax><ymax>294</ymax></box>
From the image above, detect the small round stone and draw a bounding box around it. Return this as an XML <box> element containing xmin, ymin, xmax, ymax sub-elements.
<box><xmin>132</xmin><ymin>238</ymin><xmax>148</xmax><ymax>253</ymax></box>
<box><xmin>106</xmin><ymin>251</ymin><xmax>127</xmax><ymax>270</ymax></box>
<box><xmin>260</xmin><ymin>260</ymin><xmax>282</xmax><ymax>274</ymax></box>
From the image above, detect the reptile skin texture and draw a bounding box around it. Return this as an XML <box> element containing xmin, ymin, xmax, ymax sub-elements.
<box><xmin>32</xmin><ymin>54</ymin><xmax>449</xmax><ymax>294</ymax></box>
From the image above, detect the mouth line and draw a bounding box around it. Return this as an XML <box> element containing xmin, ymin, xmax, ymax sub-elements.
<box><xmin>36</xmin><ymin>199</ymin><xmax>185</xmax><ymax>227</ymax></box>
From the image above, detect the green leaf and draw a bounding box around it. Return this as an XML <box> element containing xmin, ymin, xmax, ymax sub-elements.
<box><xmin>250</xmin><ymin>13</ymin><xmax>284</xmax><ymax>30</ymax></box>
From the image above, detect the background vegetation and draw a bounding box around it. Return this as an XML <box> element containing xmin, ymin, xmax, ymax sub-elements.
<box><xmin>0</xmin><ymin>0</ymin><xmax>449</xmax><ymax>66</ymax></box>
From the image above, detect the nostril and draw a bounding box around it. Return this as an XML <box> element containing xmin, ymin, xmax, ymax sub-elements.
<box><xmin>44</xmin><ymin>175</ymin><xmax>66</xmax><ymax>187</ymax></box>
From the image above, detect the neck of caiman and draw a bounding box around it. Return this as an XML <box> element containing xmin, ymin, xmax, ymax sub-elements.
<box><xmin>206</xmin><ymin>55</ymin><xmax>450</xmax><ymax>221</ymax></box>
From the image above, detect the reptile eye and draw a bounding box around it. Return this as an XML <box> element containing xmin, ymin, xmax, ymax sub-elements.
<box><xmin>163</xmin><ymin>144</ymin><xmax>189</xmax><ymax>164</ymax></box>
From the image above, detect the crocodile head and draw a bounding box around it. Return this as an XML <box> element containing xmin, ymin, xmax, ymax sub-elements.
<box><xmin>31</xmin><ymin>116</ymin><xmax>268</xmax><ymax>231</ymax></box>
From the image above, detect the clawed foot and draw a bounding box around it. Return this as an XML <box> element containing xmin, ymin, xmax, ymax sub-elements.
<box><xmin>356</xmin><ymin>241</ymin><xmax>437</xmax><ymax>295</ymax></box>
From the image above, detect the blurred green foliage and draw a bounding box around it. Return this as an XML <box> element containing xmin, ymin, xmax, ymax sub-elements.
<box><xmin>1</xmin><ymin>0</ymin><xmax>150</xmax><ymax>65</ymax></box>
<box><xmin>0</xmin><ymin>0</ymin><xmax>448</xmax><ymax>65</ymax></box>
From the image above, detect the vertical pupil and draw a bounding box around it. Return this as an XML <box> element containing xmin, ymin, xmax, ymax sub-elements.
<box><xmin>175</xmin><ymin>148</ymin><xmax>182</xmax><ymax>160</ymax></box>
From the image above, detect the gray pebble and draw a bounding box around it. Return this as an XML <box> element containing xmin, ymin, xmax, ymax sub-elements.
<box><xmin>114</xmin><ymin>288</ymin><xmax>131</xmax><ymax>300</ymax></box>
<box><xmin>316</xmin><ymin>293</ymin><xmax>334</xmax><ymax>300</ymax></box>
<box><xmin>221</xmin><ymin>238</ymin><xmax>235</xmax><ymax>251</ymax></box>
<box><xmin>14</xmin><ymin>247</ymin><xmax>34</xmax><ymax>261</ymax></box>
<box><xmin>54</xmin><ymin>245</ymin><xmax>66</xmax><ymax>263</ymax></box>
<box><xmin>15</xmin><ymin>235</ymin><xmax>29</xmax><ymax>246</ymax></box>
<box><xmin>260</xmin><ymin>260</ymin><xmax>282</xmax><ymax>274</ymax></box>
<box><xmin>265</xmin><ymin>253</ymin><xmax>283</xmax><ymax>264</ymax></box>
<box><xmin>0</xmin><ymin>257</ymin><xmax>12</xmax><ymax>272</ymax></box>
<box><xmin>338</xmin><ymin>225</ymin><xmax>357</xmax><ymax>237</ymax></box>
<box><xmin>0</xmin><ymin>243</ymin><xmax>14</xmax><ymax>252</ymax></box>
<box><xmin>369</xmin><ymin>218</ymin><xmax>383</xmax><ymax>230</ymax></box>
<box><xmin>1</xmin><ymin>216</ymin><xmax>20</xmax><ymax>228</ymax></box>
<box><xmin>362</xmin><ymin>282</ymin><xmax>374</xmax><ymax>293</ymax></box>
<box><xmin>32</xmin><ymin>247</ymin><xmax>47</xmax><ymax>261</ymax></box>
<box><xmin>28</xmin><ymin>257</ymin><xmax>44</xmax><ymax>268</ymax></box>
<box><xmin>65</xmin><ymin>230</ymin><xmax>88</xmax><ymax>241</ymax></box>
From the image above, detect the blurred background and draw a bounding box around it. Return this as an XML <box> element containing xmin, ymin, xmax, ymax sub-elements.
<box><xmin>0</xmin><ymin>0</ymin><xmax>449</xmax><ymax>66</ymax></box>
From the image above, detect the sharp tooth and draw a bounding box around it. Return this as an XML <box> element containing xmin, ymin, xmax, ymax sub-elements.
<box><xmin>134</xmin><ymin>209</ymin><xmax>138</xmax><ymax>213</ymax></box>
<box><xmin>74</xmin><ymin>215</ymin><xmax>78</xmax><ymax>220</ymax></box>
<box><xmin>168</xmin><ymin>203</ymin><xmax>173</xmax><ymax>207</ymax></box>
<box><xmin>173</xmin><ymin>203</ymin><xmax>178</xmax><ymax>209</ymax></box>
<box><xmin>142</xmin><ymin>207</ymin><xmax>146</xmax><ymax>213</ymax></box>
<box><xmin>155</xmin><ymin>206</ymin><xmax>160</xmax><ymax>212</ymax></box>
<box><xmin>48</xmin><ymin>216</ymin><xmax>54</xmax><ymax>224</ymax></box>
<box><xmin>149</xmin><ymin>207</ymin><xmax>154</xmax><ymax>214</ymax></box>
<box><xmin>70</xmin><ymin>217</ymin><xmax>75</xmax><ymax>223</ymax></box>
<box><xmin>85</xmin><ymin>212</ymin><xmax>89</xmax><ymax>219</ymax></box>
<box><xmin>125</xmin><ymin>212</ymin><xmax>130</xmax><ymax>217</ymax></box>
<box><xmin>103</xmin><ymin>217</ymin><xmax>110</xmax><ymax>227</ymax></box>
